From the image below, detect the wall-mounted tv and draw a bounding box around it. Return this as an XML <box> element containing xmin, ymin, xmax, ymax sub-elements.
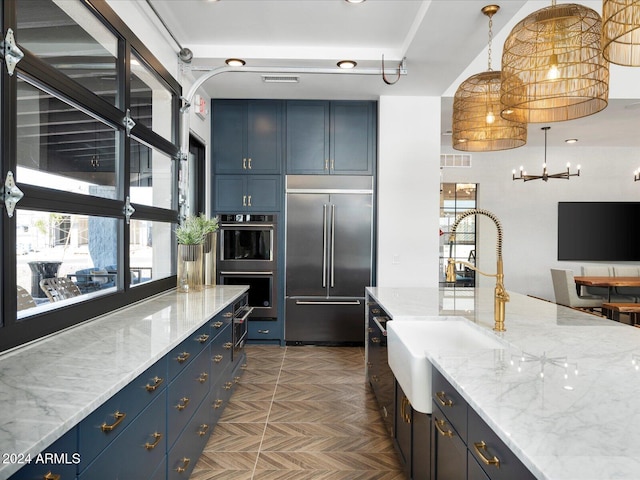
<box><xmin>558</xmin><ymin>202</ymin><xmax>640</xmax><ymax>261</ymax></box>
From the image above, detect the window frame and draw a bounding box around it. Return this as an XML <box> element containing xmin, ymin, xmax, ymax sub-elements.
<box><xmin>0</xmin><ymin>0</ymin><xmax>182</xmax><ymax>352</ymax></box>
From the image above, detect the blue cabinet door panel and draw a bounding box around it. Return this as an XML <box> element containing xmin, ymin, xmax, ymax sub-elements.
<box><xmin>167</xmin><ymin>323</ymin><xmax>211</xmax><ymax>381</ymax></box>
<box><xmin>212</xmin><ymin>101</ymin><xmax>246</xmax><ymax>173</ymax></box>
<box><xmin>78</xmin><ymin>356</ymin><xmax>167</xmax><ymax>467</ymax></box>
<box><xmin>247</xmin><ymin>101</ymin><xmax>283</xmax><ymax>173</ymax></box>
<box><xmin>331</xmin><ymin>101</ymin><xmax>375</xmax><ymax>175</ymax></box>
<box><xmin>210</xmin><ymin>323</ymin><xmax>232</xmax><ymax>386</ymax></box>
<box><xmin>286</xmin><ymin>101</ymin><xmax>330</xmax><ymax>174</ymax></box>
<box><xmin>246</xmin><ymin>176</ymin><xmax>281</xmax><ymax>211</ymax></box>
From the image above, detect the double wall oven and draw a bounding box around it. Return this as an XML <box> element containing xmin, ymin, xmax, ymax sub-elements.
<box><xmin>218</xmin><ymin>214</ymin><xmax>278</xmax><ymax>320</ymax></box>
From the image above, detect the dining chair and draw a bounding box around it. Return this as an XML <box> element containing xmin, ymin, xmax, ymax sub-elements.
<box><xmin>612</xmin><ymin>266</ymin><xmax>640</xmax><ymax>299</ymax></box>
<box><xmin>17</xmin><ymin>285</ymin><xmax>36</xmax><ymax>311</ymax></box>
<box><xmin>551</xmin><ymin>268</ymin><xmax>603</xmax><ymax>311</ymax></box>
<box><xmin>39</xmin><ymin>277</ymin><xmax>82</xmax><ymax>302</ymax></box>
<box><xmin>580</xmin><ymin>265</ymin><xmax>612</xmax><ymax>297</ymax></box>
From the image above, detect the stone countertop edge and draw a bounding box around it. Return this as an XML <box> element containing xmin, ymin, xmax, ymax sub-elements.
<box><xmin>0</xmin><ymin>285</ymin><xmax>248</xmax><ymax>479</ymax></box>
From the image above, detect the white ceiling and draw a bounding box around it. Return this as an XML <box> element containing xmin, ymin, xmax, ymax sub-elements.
<box><xmin>145</xmin><ymin>0</ymin><xmax>640</xmax><ymax>149</ymax></box>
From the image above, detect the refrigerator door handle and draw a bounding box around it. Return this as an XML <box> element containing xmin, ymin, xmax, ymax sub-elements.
<box><xmin>330</xmin><ymin>204</ymin><xmax>336</xmax><ymax>288</ymax></box>
<box><xmin>322</xmin><ymin>204</ymin><xmax>328</xmax><ymax>287</ymax></box>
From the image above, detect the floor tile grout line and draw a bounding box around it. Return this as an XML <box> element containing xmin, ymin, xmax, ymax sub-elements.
<box><xmin>250</xmin><ymin>345</ymin><xmax>286</xmax><ymax>479</ymax></box>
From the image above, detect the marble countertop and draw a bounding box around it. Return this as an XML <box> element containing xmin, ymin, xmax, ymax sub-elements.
<box><xmin>0</xmin><ymin>285</ymin><xmax>248</xmax><ymax>479</ymax></box>
<box><xmin>368</xmin><ymin>286</ymin><xmax>640</xmax><ymax>480</ymax></box>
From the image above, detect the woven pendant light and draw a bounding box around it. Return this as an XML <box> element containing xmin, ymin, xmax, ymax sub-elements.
<box><xmin>452</xmin><ymin>5</ymin><xmax>527</xmax><ymax>152</ymax></box>
<box><xmin>501</xmin><ymin>1</ymin><xmax>609</xmax><ymax>123</ymax></box>
<box><xmin>603</xmin><ymin>0</ymin><xmax>640</xmax><ymax>66</ymax></box>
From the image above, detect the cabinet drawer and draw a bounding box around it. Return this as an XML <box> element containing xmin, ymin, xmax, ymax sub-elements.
<box><xmin>210</xmin><ymin>306</ymin><xmax>233</xmax><ymax>337</ymax></box>
<box><xmin>209</xmin><ymin>363</ymin><xmax>233</xmax><ymax>425</ymax></box>
<box><xmin>432</xmin><ymin>402</ymin><xmax>467</xmax><ymax>480</ymax></box>
<box><xmin>168</xmin><ymin>323</ymin><xmax>211</xmax><ymax>381</ymax></box>
<box><xmin>78</xmin><ymin>356</ymin><xmax>167</xmax><ymax>466</ymax></box>
<box><xmin>78</xmin><ymin>390</ymin><xmax>166</xmax><ymax>480</ymax></box>
<box><xmin>167</xmin><ymin>347</ymin><xmax>211</xmax><ymax>448</ymax></box>
<box><xmin>467</xmin><ymin>408</ymin><xmax>536</xmax><ymax>480</ymax></box>
<box><xmin>468</xmin><ymin>451</ymin><xmax>491</xmax><ymax>480</ymax></box>
<box><xmin>167</xmin><ymin>393</ymin><xmax>212</xmax><ymax>480</ymax></box>
<box><xmin>9</xmin><ymin>427</ymin><xmax>78</xmax><ymax>480</ymax></box>
<box><xmin>432</xmin><ymin>367</ymin><xmax>468</xmax><ymax>441</ymax></box>
<box><xmin>210</xmin><ymin>323</ymin><xmax>232</xmax><ymax>385</ymax></box>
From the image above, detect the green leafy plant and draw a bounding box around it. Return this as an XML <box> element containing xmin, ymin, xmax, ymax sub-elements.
<box><xmin>194</xmin><ymin>213</ymin><xmax>219</xmax><ymax>235</ymax></box>
<box><xmin>175</xmin><ymin>215</ymin><xmax>206</xmax><ymax>245</ymax></box>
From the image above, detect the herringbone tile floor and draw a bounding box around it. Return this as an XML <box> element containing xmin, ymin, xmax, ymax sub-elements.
<box><xmin>191</xmin><ymin>345</ymin><xmax>403</xmax><ymax>479</ymax></box>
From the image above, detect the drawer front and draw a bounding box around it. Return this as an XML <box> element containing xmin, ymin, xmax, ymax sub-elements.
<box><xmin>467</xmin><ymin>408</ymin><xmax>536</xmax><ymax>480</ymax></box>
<box><xmin>210</xmin><ymin>306</ymin><xmax>233</xmax><ymax>338</ymax></box>
<box><xmin>468</xmin><ymin>451</ymin><xmax>491</xmax><ymax>480</ymax></box>
<box><xmin>210</xmin><ymin>323</ymin><xmax>233</xmax><ymax>385</ymax></box>
<box><xmin>167</xmin><ymin>346</ymin><xmax>211</xmax><ymax>448</ymax></box>
<box><xmin>167</xmin><ymin>394</ymin><xmax>212</xmax><ymax>480</ymax></box>
<box><xmin>209</xmin><ymin>363</ymin><xmax>232</xmax><ymax>425</ymax></box>
<box><xmin>78</xmin><ymin>390</ymin><xmax>167</xmax><ymax>480</ymax></box>
<box><xmin>78</xmin><ymin>356</ymin><xmax>167</xmax><ymax>466</ymax></box>
<box><xmin>432</xmin><ymin>367</ymin><xmax>468</xmax><ymax>441</ymax></box>
<box><xmin>168</xmin><ymin>323</ymin><xmax>211</xmax><ymax>381</ymax></box>
<box><xmin>9</xmin><ymin>427</ymin><xmax>78</xmax><ymax>480</ymax></box>
<box><xmin>149</xmin><ymin>458</ymin><xmax>167</xmax><ymax>480</ymax></box>
<box><xmin>433</xmin><ymin>402</ymin><xmax>467</xmax><ymax>480</ymax></box>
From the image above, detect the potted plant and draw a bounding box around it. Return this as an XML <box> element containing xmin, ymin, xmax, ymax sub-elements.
<box><xmin>193</xmin><ymin>214</ymin><xmax>219</xmax><ymax>287</ymax></box>
<box><xmin>176</xmin><ymin>215</ymin><xmax>206</xmax><ymax>292</ymax></box>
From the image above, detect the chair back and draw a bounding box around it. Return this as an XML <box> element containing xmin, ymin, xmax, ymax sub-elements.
<box><xmin>551</xmin><ymin>268</ymin><xmax>574</xmax><ymax>305</ymax></box>
<box><xmin>40</xmin><ymin>277</ymin><xmax>82</xmax><ymax>302</ymax></box>
<box><xmin>613</xmin><ymin>266</ymin><xmax>640</xmax><ymax>276</ymax></box>
<box><xmin>581</xmin><ymin>265</ymin><xmax>612</xmax><ymax>297</ymax></box>
<box><xmin>17</xmin><ymin>285</ymin><xmax>36</xmax><ymax>311</ymax></box>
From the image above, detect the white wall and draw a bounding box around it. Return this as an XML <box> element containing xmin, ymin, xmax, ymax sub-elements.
<box><xmin>441</xmin><ymin>143</ymin><xmax>640</xmax><ymax>301</ymax></box>
<box><xmin>377</xmin><ymin>96</ymin><xmax>441</xmax><ymax>287</ymax></box>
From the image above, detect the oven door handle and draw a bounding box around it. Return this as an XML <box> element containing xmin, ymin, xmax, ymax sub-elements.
<box><xmin>219</xmin><ymin>223</ymin><xmax>275</xmax><ymax>229</ymax></box>
<box><xmin>220</xmin><ymin>271</ymin><xmax>274</xmax><ymax>276</ymax></box>
<box><xmin>234</xmin><ymin>306</ymin><xmax>255</xmax><ymax>324</ymax></box>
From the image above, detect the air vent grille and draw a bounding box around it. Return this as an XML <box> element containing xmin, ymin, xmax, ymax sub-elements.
<box><xmin>261</xmin><ymin>75</ymin><xmax>300</xmax><ymax>83</ymax></box>
<box><xmin>440</xmin><ymin>154</ymin><xmax>471</xmax><ymax>168</ymax></box>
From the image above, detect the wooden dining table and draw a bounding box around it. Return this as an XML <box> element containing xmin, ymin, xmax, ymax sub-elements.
<box><xmin>574</xmin><ymin>276</ymin><xmax>640</xmax><ymax>301</ymax></box>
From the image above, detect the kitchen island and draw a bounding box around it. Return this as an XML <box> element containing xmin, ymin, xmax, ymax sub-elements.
<box><xmin>0</xmin><ymin>285</ymin><xmax>248</xmax><ymax>479</ymax></box>
<box><xmin>367</xmin><ymin>286</ymin><xmax>640</xmax><ymax>480</ymax></box>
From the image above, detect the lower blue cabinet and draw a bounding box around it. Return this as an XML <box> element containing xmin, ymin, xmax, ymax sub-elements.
<box><xmin>78</xmin><ymin>390</ymin><xmax>167</xmax><ymax>480</ymax></box>
<box><xmin>8</xmin><ymin>427</ymin><xmax>78</xmax><ymax>480</ymax></box>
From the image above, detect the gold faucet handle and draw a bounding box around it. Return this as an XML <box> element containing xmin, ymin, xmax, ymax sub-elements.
<box><xmin>445</xmin><ymin>258</ymin><xmax>457</xmax><ymax>282</ymax></box>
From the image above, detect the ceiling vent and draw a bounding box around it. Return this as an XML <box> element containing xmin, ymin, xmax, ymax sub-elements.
<box><xmin>261</xmin><ymin>75</ymin><xmax>300</xmax><ymax>83</ymax></box>
<box><xmin>440</xmin><ymin>154</ymin><xmax>472</xmax><ymax>168</ymax></box>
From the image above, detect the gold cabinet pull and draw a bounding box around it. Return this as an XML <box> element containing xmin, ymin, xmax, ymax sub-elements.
<box><xmin>243</xmin><ymin>158</ymin><xmax>247</xmax><ymax>169</ymax></box>
<box><xmin>144</xmin><ymin>432</ymin><xmax>163</xmax><ymax>450</ymax></box>
<box><xmin>234</xmin><ymin>376</ymin><xmax>241</xmax><ymax>383</ymax></box>
<box><xmin>213</xmin><ymin>354</ymin><xmax>224</xmax><ymax>363</ymax></box>
<box><xmin>198</xmin><ymin>424</ymin><xmax>209</xmax><ymax>436</ymax></box>
<box><xmin>434</xmin><ymin>417</ymin><xmax>454</xmax><ymax>437</ymax></box>
<box><xmin>248</xmin><ymin>158</ymin><xmax>252</xmax><ymax>169</ymax></box>
<box><xmin>198</xmin><ymin>372</ymin><xmax>209</xmax><ymax>383</ymax></box>
<box><xmin>145</xmin><ymin>376</ymin><xmax>164</xmax><ymax>392</ymax></box>
<box><xmin>176</xmin><ymin>352</ymin><xmax>190</xmax><ymax>364</ymax></box>
<box><xmin>223</xmin><ymin>381</ymin><xmax>233</xmax><ymax>390</ymax></box>
<box><xmin>325</xmin><ymin>159</ymin><xmax>329</xmax><ymax>170</ymax></box>
<box><xmin>213</xmin><ymin>398</ymin><xmax>223</xmax><ymax>409</ymax></box>
<box><xmin>371</xmin><ymin>336</ymin><xmax>380</xmax><ymax>343</ymax></box>
<box><xmin>176</xmin><ymin>457</ymin><xmax>191</xmax><ymax>473</ymax></box>
<box><xmin>223</xmin><ymin>312</ymin><xmax>233</xmax><ymax>318</ymax></box>
<box><xmin>371</xmin><ymin>308</ymin><xmax>381</xmax><ymax>314</ymax></box>
<box><xmin>176</xmin><ymin>397</ymin><xmax>190</xmax><ymax>411</ymax></box>
<box><xmin>223</xmin><ymin>342</ymin><xmax>233</xmax><ymax>350</ymax></box>
<box><xmin>247</xmin><ymin>195</ymin><xmax>252</xmax><ymax>207</ymax></box>
<box><xmin>212</xmin><ymin>321</ymin><xmax>223</xmax><ymax>329</ymax></box>
<box><xmin>101</xmin><ymin>411</ymin><xmax>126</xmax><ymax>432</ymax></box>
<box><xmin>242</xmin><ymin>195</ymin><xmax>247</xmax><ymax>207</ymax></box>
<box><xmin>197</xmin><ymin>333</ymin><xmax>209</xmax><ymax>344</ymax></box>
<box><xmin>435</xmin><ymin>391</ymin><xmax>453</xmax><ymax>407</ymax></box>
<box><xmin>330</xmin><ymin>159</ymin><xmax>335</xmax><ymax>170</ymax></box>
<box><xmin>400</xmin><ymin>396</ymin><xmax>411</xmax><ymax>423</ymax></box>
<box><xmin>241</xmin><ymin>363</ymin><xmax>248</xmax><ymax>370</ymax></box>
<box><xmin>474</xmin><ymin>441</ymin><xmax>500</xmax><ymax>468</ymax></box>
<box><xmin>43</xmin><ymin>472</ymin><xmax>61</xmax><ymax>480</ymax></box>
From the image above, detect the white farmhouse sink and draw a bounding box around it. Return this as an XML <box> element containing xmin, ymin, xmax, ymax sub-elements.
<box><xmin>387</xmin><ymin>318</ymin><xmax>506</xmax><ymax>413</ymax></box>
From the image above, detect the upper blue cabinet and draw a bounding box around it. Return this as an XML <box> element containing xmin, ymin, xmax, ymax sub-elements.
<box><xmin>212</xmin><ymin>100</ymin><xmax>284</xmax><ymax>174</ymax></box>
<box><xmin>286</xmin><ymin>100</ymin><xmax>376</xmax><ymax>175</ymax></box>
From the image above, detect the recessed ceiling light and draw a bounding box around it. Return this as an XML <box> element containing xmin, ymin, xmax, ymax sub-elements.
<box><xmin>337</xmin><ymin>60</ymin><xmax>357</xmax><ymax>69</ymax></box>
<box><xmin>225</xmin><ymin>58</ymin><xmax>246</xmax><ymax>67</ymax></box>
<box><xmin>565</xmin><ymin>138</ymin><xmax>578</xmax><ymax>144</ymax></box>
<box><xmin>345</xmin><ymin>0</ymin><xmax>366</xmax><ymax>3</ymax></box>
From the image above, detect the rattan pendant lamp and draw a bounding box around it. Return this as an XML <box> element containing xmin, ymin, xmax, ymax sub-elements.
<box><xmin>602</xmin><ymin>0</ymin><xmax>640</xmax><ymax>66</ymax></box>
<box><xmin>452</xmin><ymin>5</ymin><xmax>527</xmax><ymax>152</ymax></box>
<box><xmin>500</xmin><ymin>1</ymin><xmax>609</xmax><ymax>123</ymax></box>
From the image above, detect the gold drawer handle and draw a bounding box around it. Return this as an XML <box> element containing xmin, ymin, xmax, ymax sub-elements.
<box><xmin>198</xmin><ymin>424</ymin><xmax>209</xmax><ymax>436</ymax></box>
<box><xmin>474</xmin><ymin>441</ymin><xmax>500</xmax><ymax>468</ymax></box>
<box><xmin>176</xmin><ymin>457</ymin><xmax>191</xmax><ymax>473</ymax></box>
<box><xmin>198</xmin><ymin>372</ymin><xmax>209</xmax><ymax>383</ymax></box>
<box><xmin>434</xmin><ymin>418</ymin><xmax>454</xmax><ymax>437</ymax></box>
<box><xmin>371</xmin><ymin>308</ymin><xmax>381</xmax><ymax>314</ymax></box>
<box><xmin>368</xmin><ymin>327</ymin><xmax>374</xmax><ymax>333</ymax></box>
<box><xmin>176</xmin><ymin>397</ymin><xmax>190</xmax><ymax>411</ymax></box>
<box><xmin>435</xmin><ymin>391</ymin><xmax>454</xmax><ymax>407</ymax></box>
<box><xmin>223</xmin><ymin>312</ymin><xmax>233</xmax><ymax>318</ymax></box>
<box><xmin>43</xmin><ymin>472</ymin><xmax>61</xmax><ymax>480</ymax></box>
<box><xmin>241</xmin><ymin>363</ymin><xmax>248</xmax><ymax>370</ymax></box>
<box><xmin>213</xmin><ymin>354</ymin><xmax>224</xmax><ymax>363</ymax></box>
<box><xmin>197</xmin><ymin>333</ymin><xmax>210</xmax><ymax>344</ymax></box>
<box><xmin>371</xmin><ymin>336</ymin><xmax>380</xmax><ymax>343</ymax></box>
<box><xmin>223</xmin><ymin>381</ymin><xmax>233</xmax><ymax>390</ymax></box>
<box><xmin>213</xmin><ymin>399</ymin><xmax>223</xmax><ymax>409</ymax></box>
<box><xmin>144</xmin><ymin>432</ymin><xmax>163</xmax><ymax>450</ymax></box>
<box><xmin>212</xmin><ymin>321</ymin><xmax>223</xmax><ymax>329</ymax></box>
<box><xmin>101</xmin><ymin>411</ymin><xmax>126</xmax><ymax>432</ymax></box>
<box><xmin>176</xmin><ymin>352</ymin><xmax>191</xmax><ymax>364</ymax></box>
<box><xmin>223</xmin><ymin>342</ymin><xmax>233</xmax><ymax>350</ymax></box>
<box><xmin>400</xmin><ymin>396</ymin><xmax>411</xmax><ymax>423</ymax></box>
<box><xmin>145</xmin><ymin>376</ymin><xmax>164</xmax><ymax>392</ymax></box>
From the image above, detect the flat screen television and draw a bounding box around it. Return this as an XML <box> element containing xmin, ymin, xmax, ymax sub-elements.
<box><xmin>558</xmin><ymin>202</ymin><xmax>640</xmax><ymax>261</ymax></box>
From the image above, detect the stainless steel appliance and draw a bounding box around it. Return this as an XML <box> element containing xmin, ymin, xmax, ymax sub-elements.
<box><xmin>285</xmin><ymin>175</ymin><xmax>373</xmax><ymax>344</ymax></box>
<box><xmin>231</xmin><ymin>294</ymin><xmax>253</xmax><ymax>357</ymax></box>
<box><xmin>218</xmin><ymin>214</ymin><xmax>278</xmax><ymax>319</ymax></box>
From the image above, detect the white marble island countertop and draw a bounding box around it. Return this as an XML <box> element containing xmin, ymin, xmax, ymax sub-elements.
<box><xmin>0</xmin><ymin>285</ymin><xmax>248</xmax><ymax>479</ymax></box>
<box><xmin>369</xmin><ymin>286</ymin><xmax>640</xmax><ymax>480</ymax></box>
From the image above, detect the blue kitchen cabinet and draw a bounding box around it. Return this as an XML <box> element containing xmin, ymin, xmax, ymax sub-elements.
<box><xmin>8</xmin><ymin>427</ymin><xmax>78</xmax><ymax>480</ymax></box>
<box><xmin>212</xmin><ymin>100</ymin><xmax>283</xmax><ymax>174</ymax></box>
<box><xmin>286</xmin><ymin>100</ymin><xmax>375</xmax><ymax>175</ymax></box>
<box><xmin>214</xmin><ymin>175</ymin><xmax>281</xmax><ymax>212</ymax></box>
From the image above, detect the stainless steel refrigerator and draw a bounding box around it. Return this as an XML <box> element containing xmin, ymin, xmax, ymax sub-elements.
<box><xmin>285</xmin><ymin>175</ymin><xmax>373</xmax><ymax>344</ymax></box>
